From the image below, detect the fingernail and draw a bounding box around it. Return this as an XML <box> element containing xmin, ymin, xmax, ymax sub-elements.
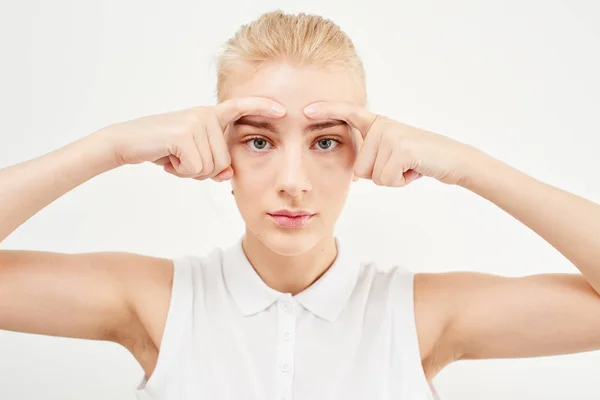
<box><xmin>270</xmin><ymin>103</ymin><xmax>286</xmax><ymax>115</ymax></box>
<box><xmin>304</xmin><ymin>105</ymin><xmax>319</xmax><ymax>115</ymax></box>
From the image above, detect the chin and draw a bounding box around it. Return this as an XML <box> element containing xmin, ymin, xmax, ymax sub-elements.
<box><xmin>253</xmin><ymin>227</ymin><xmax>323</xmax><ymax>257</ymax></box>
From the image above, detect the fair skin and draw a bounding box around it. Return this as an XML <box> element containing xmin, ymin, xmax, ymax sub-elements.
<box><xmin>1</xmin><ymin>61</ymin><xmax>600</xmax><ymax>387</ymax></box>
<box><xmin>221</xmin><ymin>63</ymin><xmax>363</xmax><ymax>295</ymax></box>
<box><xmin>218</xmin><ymin>62</ymin><xmax>600</xmax><ymax>378</ymax></box>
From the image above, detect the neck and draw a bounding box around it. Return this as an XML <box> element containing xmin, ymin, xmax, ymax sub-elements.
<box><xmin>241</xmin><ymin>230</ymin><xmax>338</xmax><ymax>296</ymax></box>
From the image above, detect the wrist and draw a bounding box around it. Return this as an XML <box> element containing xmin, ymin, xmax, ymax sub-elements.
<box><xmin>456</xmin><ymin>146</ymin><xmax>497</xmax><ymax>189</ymax></box>
<box><xmin>80</xmin><ymin>127</ymin><xmax>123</xmax><ymax>171</ymax></box>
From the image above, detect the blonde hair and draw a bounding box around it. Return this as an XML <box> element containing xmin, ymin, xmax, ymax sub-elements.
<box><xmin>215</xmin><ymin>10</ymin><xmax>366</xmax><ymax>104</ymax></box>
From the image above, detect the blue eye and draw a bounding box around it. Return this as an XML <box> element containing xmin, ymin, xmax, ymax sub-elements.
<box><xmin>242</xmin><ymin>136</ymin><xmax>340</xmax><ymax>152</ymax></box>
<box><xmin>245</xmin><ymin>137</ymin><xmax>272</xmax><ymax>151</ymax></box>
<box><xmin>315</xmin><ymin>138</ymin><xmax>338</xmax><ymax>151</ymax></box>
<box><xmin>252</xmin><ymin>138</ymin><xmax>268</xmax><ymax>149</ymax></box>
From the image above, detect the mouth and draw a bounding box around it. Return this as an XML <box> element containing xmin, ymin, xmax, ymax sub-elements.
<box><xmin>267</xmin><ymin>210</ymin><xmax>316</xmax><ymax>228</ymax></box>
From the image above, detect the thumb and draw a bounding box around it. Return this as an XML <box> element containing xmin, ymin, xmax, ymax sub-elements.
<box><xmin>304</xmin><ymin>101</ymin><xmax>377</xmax><ymax>138</ymax></box>
<box><xmin>403</xmin><ymin>170</ymin><xmax>423</xmax><ymax>185</ymax></box>
<box><xmin>211</xmin><ymin>166</ymin><xmax>234</xmax><ymax>182</ymax></box>
<box><xmin>214</xmin><ymin>97</ymin><xmax>286</xmax><ymax>131</ymax></box>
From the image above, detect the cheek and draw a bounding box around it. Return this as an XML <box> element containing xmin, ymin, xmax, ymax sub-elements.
<box><xmin>313</xmin><ymin>146</ymin><xmax>356</xmax><ymax>174</ymax></box>
<box><xmin>230</xmin><ymin>144</ymin><xmax>267</xmax><ymax>170</ymax></box>
<box><xmin>310</xmin><ymin>156</ymin><xmax>354</xmax><ymax>197</ymax></box>
<box><xmin>229</xmin><ymin>147</ymin><xmax>272</xmax><ymax>194</ymax></box>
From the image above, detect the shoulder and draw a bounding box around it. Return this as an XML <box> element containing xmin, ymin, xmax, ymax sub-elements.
<box><xmin>357</xmin><ymin>265</ymin><xmax>469</xmax><ymax>379</ymax></box>
<box><xmin>126</xmin><ymin>249</ymin><xmax>222</xmax><ymax>347</ymax></box>
<box><xmin>120</xmin><ymin>249</ymin><xmax>224</xmax><ymax>379</ymax></box>
<box><xmin>354</xmin><ymin>262</ymin><xmax>455</xmax><ymax>379</ymax></box>
<box><xmin>412</xmin><ymin>272</ymin><xmax>458</xmax><ymax>377</ymax></box>
<box><xmin>412</xmin><ymin>271</ymin><xmax>512</xmax><ymax>379</ymax></box>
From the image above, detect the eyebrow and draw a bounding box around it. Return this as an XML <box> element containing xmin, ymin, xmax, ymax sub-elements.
<box><xmin>233</xmin><ymin>117</ymin><xmax>347</xmax><ymax>134</ymax></box>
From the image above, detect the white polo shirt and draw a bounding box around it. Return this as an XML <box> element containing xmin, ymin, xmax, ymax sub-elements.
<box><xmin>134</xmin><ymin>236</ymin><xmax>439</xmax><ymax>400</ymax></box>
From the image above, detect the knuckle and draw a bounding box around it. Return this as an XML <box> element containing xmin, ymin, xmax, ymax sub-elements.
<box><xmin>227</xmin><ymin>98</ymin><xmax>242</xmax><ymax>117</ymax></box>
<box><xmin>211</xmin><ymin>113</ymin><xmax>225</xmax><ymax>134</ymax></box>
<box><xmin>182</xmin><ymin>158</ymin><xmax>202</xmax><ymax>175</ymax></box>
<box><xmin>221</xmin><ymin>151</ymin><xmax>232</xmax><ymax>165</ymax></box>
<box><xmin>203</xmin><ymin>159</ymin><xmax>215</xmax><ymax>173</ymax></box>
<box><xmin>184</xmin><ymin>166</ymin><xmax>201</xmax><ymax>176</ymax></box>
<box><xmin>354</xmin><ymin>166</ymin><xmax>368</xmax><ymax>178</ymax></box>
<box><xmin>379</xmin><ymin>171</ymin><xmax>390</xmax><ymax>184</ymax></box>
<box><xmin>189</xmin><ymin>108</ymin><xmax>207</xmax><ymax>127</ymax></box>
<box><xmin>192</xmin><ymin>130</ymin><xmax>206</xmax><ymax>147</ymax></box>
<box><xmin>381</xmin><ymin>132</ymin><xmax>394</xmax><ymax>145</ymax></box>
<box><xmin>392</xmin><ymin>174</ymin><xmax>404</xmax><ymax>187</ymax></box>
<box><xmin>214</xmin><ymin>159</ymin><xmax>229</xmax><ymax>172</ymax></box>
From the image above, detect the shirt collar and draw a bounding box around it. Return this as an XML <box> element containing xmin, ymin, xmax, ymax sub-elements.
<box><xmin>222</xmin><ymin>236</ymin><xmax>361</xmax><ymax>323</ymax></box>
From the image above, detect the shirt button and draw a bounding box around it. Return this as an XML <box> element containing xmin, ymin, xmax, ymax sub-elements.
<box><xmin>281</xmin><ymin>363</ymin><xmax>290</xmax><ymax>372</ymax></box>
<box><xmin>283</xmin><ymin>331</ymin><xmax>291</xmax><ymax>340</ymax></box>
<box><xmin>284</xmin><ymin>303</ymin><xmax>292</xmax><ymax>312</ymax></box>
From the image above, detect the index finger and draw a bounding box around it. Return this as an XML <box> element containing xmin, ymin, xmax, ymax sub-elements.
<box><xmin>303</xmin><ymin>101</ymin><xmax>377</xmax><ymax>138</ymax></box>
<box><xmin>214</xmin><ymin>97</ymin><xmax>287</xmax><ymax>131</ymax></box>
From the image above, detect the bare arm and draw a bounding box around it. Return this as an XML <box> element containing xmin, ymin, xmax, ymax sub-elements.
<box><xmin>460</xmin><ymin>151</ymin><xmax>600</xmax><ymax>295</ymax></box>
<box><xmin>431</xmin><ymin>152</ymin><xmax>600</xmax><ymax>364</ymax></box>
<box><xmin>0</xmin><ymin>97</ymin><xmax>283</xmax><ymax>359</ymax></box>
<box><xmin>416</xmin><ymin>272</ymin><xmax>600</xmax><ymax>372</ymax></box>
<box><xmin>0</xmin><ymin>250</ymin><xmax>172</xmax><ymax>346</ymax></box>
<box><xmin>0</xmin><ymin>130</ymin><xmax>119</xmax><ymax>244</ymax></box>
<box><xmin>0</xmin><ymin>128</ymin><xmax>167</xmax><ymax>345</ymax></box>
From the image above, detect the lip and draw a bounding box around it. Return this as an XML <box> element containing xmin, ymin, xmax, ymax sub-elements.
<box><xmin>267</xmin><ymin>210</ymin><xmax>316</xmax><ymax>228</ymax></box>
<box><xmin>269</xmin><ymin>209</ymin><xmax>315</xmax><ymax>217</ymax></box>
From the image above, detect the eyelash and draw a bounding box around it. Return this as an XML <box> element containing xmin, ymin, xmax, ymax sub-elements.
<box><xmin>242</xmin><ymin>136</ymin><xmax>341</xmax><ymax>153</ymax></box>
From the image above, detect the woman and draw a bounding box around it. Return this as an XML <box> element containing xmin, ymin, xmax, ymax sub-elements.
<box><xmin>1</xmin><ymin>9</ymin><xmax>599</xmax><ymax>400</ymax></box>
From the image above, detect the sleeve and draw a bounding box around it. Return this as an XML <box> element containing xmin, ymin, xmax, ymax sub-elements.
<box><xmin>135</xmin><ymin>255</ymin><xmax>194</xmax><ymax>395</ymax></box>
<box><xmin>392</xmin><ymin>266</ymin><xmax>441</xmax><ymax>399</ymax></box>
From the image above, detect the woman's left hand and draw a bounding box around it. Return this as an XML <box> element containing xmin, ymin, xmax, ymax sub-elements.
<box><xmin>304</xmin><ymin>101</ymin><xmax>481</xmax><ymax>187</ymax></box>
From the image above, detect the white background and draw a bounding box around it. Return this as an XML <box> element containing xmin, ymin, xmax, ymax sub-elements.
<box><xmin>1</xmin><ymin>0</ymin><xmax>599</xmax><ymax>399</ymax></box>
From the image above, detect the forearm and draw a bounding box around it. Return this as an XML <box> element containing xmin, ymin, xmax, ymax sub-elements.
<box><xmin>0</xmin><ymin>129</ymin><xmax>120</xmax><ymax>244</ymax></box>
<box><xmin>459</xmin><ymin>149</ymin><xmax>600</xmax><ymax>295</ymax></box>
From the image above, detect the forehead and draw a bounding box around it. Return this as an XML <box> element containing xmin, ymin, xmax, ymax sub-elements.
<box><xmin>221</xmin><ymin>62</ymin><xmax>364</xmax><ymax>113</ymax></box>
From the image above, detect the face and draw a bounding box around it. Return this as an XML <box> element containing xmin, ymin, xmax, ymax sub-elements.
<box><xmin>221</xmin><ymin>62</ymin><xmax>364</xmax><ymax>256</ymax></box>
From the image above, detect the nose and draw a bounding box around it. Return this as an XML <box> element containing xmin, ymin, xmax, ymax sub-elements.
<box><xmin>275</xmin><ymin>147</ymin><xmax>312</xmax><ymax>197</ymax></box>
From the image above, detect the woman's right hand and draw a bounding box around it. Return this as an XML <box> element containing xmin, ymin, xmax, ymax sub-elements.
<box><xmin>101</xmin><ymin>97</ymin><xmax>286</xmax><ymax>181</ymax></box>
